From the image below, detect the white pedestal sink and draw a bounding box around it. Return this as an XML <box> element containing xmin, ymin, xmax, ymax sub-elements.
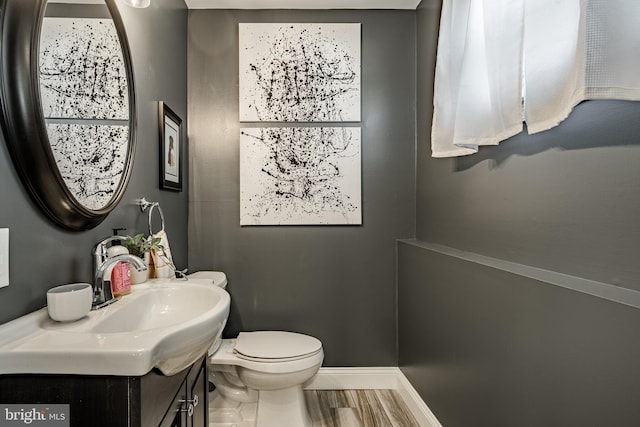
<box><xmin>0</xmin><ymin>279</ymin><xmax>230</xmax><ymax>376</ymax></box>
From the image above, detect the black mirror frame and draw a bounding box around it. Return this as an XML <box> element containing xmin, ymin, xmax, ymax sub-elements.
<box><xmin>0</xmin><ymin>0</ymin><xmax>136</xmax><ymax>231</ymax></box>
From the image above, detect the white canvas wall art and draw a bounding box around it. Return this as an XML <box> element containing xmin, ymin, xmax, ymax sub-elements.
<box><xmin>239</xmin><ymin>23</ymin><xmax>361</xmax><ymax>122</ymax></box>
<box><xmin>240</xmin><ymin>127</ymin><xmax>361</xmax><ymax>225</ymax></box>
<box><xmin>39</xmin><ymin>17</ymin><xmax>129</xmax><ymax>211</ymax></box>
<box><xmin>39</xmin><ymin>17</ymin><xmax>128</xmax><ymax>120</ymax></box>
<box><xmin>47</xmin><ymin>124</ymin><xmax>129</xmax><ymax>210</ymax></box>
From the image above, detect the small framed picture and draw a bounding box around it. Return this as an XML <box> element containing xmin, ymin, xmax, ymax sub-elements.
<box><xmin>159</xmin><ymin>101</ymin><xmax>182</xmax><ymax>191</ymax></box>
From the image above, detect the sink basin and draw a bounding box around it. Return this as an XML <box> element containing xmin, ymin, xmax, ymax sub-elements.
<box><xmin>0</xmin><ymin>280</ymin><xmax>230</xmax><ymax>376</ymax></box>
<box><xmin>91</xmin><ymin>284</ymin><xmax>220</xmax><ymax>334</ymax></box>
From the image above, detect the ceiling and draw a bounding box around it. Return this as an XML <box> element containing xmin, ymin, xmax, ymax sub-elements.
<box><xmin>184</xmin><ymin>0</ymin><xmax>422</xmax><ymax>9</ymax></box>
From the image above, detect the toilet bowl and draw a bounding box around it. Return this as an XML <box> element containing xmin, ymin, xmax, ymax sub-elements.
<box><xmin>187</xmin><ymin>272</ymin><xmax>324</xmax><ymax>427</ymax></box>
<box><xmin>208</xmin><ymin>331</ymin><xmax>323</xmax><ymax>427</ymax></box>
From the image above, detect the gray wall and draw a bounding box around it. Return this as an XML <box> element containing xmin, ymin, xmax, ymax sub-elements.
<box><xmin>399</xmin><ymin>242</ymin><xmax>640</xmax><ymax>427</ymax></box>
<box><xmin>187</xmin><ymin>10</ymin><xmax>416</xmax><ymax>366</ymax></box>
<box><xmin>399</xmin><ymin>0</ymin><xmax>640</xmax><ymax>425</ymax></box>
<box><xmin>0</xmin><ymin>0</ymin><xmax>189</xmax><ymax>325</ymax></box>
<box><xmin>415</xmin><ymin>9</ymin><xmax>640</xmax><ymax>290</ymax></box>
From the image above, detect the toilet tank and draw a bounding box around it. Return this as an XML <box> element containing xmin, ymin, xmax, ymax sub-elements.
<box><xmin>186</xmin><ymin>271</ymin><xmax>228</xmax><ymax>289</ymax></box>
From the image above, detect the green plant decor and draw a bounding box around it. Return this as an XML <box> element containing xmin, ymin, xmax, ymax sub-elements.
<box><xmin>123</xmin><ymin>234</ymin><xmax>188</xmax><ymax>278</ymax></box>
<box><xmin>123</xmin><ymin>234</ymin><xmax>164</xmax><ymax>258</ymax></box>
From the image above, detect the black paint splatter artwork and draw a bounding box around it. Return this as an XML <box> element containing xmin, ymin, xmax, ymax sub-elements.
<box><xmin>47</xmin><ymin>124</ymin><xmax>128</xmax><ymax>210</ymax></box>
<box><xmin>40</xmin><ymin>18</ymin><xmax>128</xmax><ymax>119</ymax></box>
<box><xmin>39</xmin><ymin>18</ymin><xmax>129</xmax><ymax>210</ymax></box>
<box><xmin>240</xmin><ymin>24</ymin><xmax>361</xmax><ymax>122</ymax></box>
<box><xmin>240</xmin><ymin>127</ymin><xmax>361</xmax><ymax>225</ymax></box>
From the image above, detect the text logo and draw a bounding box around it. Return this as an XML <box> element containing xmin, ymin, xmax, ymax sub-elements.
<box><xmin>0</xmin><ymin>405</ymin><xmax>69</xmax><ymax>427</ymax></box>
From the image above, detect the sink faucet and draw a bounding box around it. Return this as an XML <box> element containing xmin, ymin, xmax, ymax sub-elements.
<box><xmin>93</xmin><ymin>235</ymin><xmax>126</xmax><ymax>273</ymax></box>
<box><xmin>92</xmin><ymin>237</ymin><xmax>148</xmax><ymax>309</ymax></box>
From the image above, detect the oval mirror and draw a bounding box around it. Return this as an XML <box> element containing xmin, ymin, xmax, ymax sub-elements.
<box><xmin>0</xmin><ymin>0</ymin><xmax>136</xmax><ymax>230</ymax></box>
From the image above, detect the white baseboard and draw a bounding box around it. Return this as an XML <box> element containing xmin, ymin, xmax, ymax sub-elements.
<box><xmin>304</xmin><ymin>367</ymin><xmax>442</xmax><ymax>427</ymax></box>
<box><xmin>304</xmin><ymin>367</ymin><xmax>400</xmax><ymax>390</ymax></box>
<box><xmin>394</xmin><ymin>369</ymin><xmax>443</xmax><ymax>427</ymax></box>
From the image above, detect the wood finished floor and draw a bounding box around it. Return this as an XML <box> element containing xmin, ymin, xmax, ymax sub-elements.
<box><xmin>304</xmin><ymin>390</ymin><xmax>420</xmax><ymax>427</ymax></box>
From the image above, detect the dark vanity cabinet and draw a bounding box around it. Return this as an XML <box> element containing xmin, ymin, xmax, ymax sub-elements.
<box><xmin>0</xmin><ymin>356</ymin><xmax>208</xmax><ymax>427</ymax></box>
<box><xmin>158</xmin><ymin>357</ymin><xmax>208</xmax><ymax>427</ymax></box>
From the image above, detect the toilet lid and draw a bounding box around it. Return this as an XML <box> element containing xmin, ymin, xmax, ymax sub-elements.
<box><xmin>234</xmin><ymin>331</ymin><xmax>322</xmax><ymax>360</ymax></box>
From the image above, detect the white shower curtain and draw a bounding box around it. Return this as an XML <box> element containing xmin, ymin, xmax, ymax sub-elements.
<box><xmin>431</xmin><ymin>0</ymin><xmax>640</xmax><ymax>158</ymax></box>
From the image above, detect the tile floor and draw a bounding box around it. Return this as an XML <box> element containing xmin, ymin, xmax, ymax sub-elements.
<box><xmin>209</xmin><ymin>389</ymin><xmax>420</xmax><ymax>426</ymax></box>
<box><xmin>305</xmin><ymin>389</ymin><xmax>420</xmax><ymax>427</ymax></box>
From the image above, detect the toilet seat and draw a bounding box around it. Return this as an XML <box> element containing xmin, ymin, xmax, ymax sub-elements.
<box><xmin>209</xmin><ymin>335</ymin><xmax>324</xmax><ymax>374</ymax></box>
<box><xmin>234</xmin><ymin>331</ymin><xmax>322</xmax><ymax>362</ymax></box>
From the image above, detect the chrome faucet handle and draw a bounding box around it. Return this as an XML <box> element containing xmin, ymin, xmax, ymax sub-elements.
<box><xmin>92</xmin><ymin>235</ymin><xmax>127</xmax><ymax>271</ymax></box>
<box><xmin>93</xmin><ymin>235</ymin><xmax>127</xmax><ymax>255</ymax></box>
<box><xmin>92</xmin><ymin>254</ymin><xmax>148</xmax><ymax>309</ymax></box>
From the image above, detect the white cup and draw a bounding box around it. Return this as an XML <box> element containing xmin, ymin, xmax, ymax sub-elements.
<box><xmin>47</xmin><ymin>283</ymin><xmax>93</xmax><ymax>322</ymax></box>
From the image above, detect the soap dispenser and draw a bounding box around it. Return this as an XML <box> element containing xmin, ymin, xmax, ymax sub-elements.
<box><xmin>108</xmin><ymin>228</ymin><xmax>132</xmax><ymax>297</ymax></box>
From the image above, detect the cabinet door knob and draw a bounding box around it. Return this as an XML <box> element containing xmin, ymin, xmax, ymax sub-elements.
<box><xmin>180</xmin><ymin>403</ymin><xmax>194</xmax><ymax>417</ymax></box>
<box><xmin>180</xmin><ymin>395</ymin><xmax>198</xmax><ymax>408</ymax></box>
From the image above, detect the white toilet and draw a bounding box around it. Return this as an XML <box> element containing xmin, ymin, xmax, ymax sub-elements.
<box><xmin>187</xmin><ymin>271</ymin><xmax>324</xmax><ymax>427</ymax></box>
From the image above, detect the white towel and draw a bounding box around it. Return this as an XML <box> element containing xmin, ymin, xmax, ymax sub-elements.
<box><xmin>150</xmin><ymin>229</ymin><xmax>175</xmax><ymax>279</ymax></box>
